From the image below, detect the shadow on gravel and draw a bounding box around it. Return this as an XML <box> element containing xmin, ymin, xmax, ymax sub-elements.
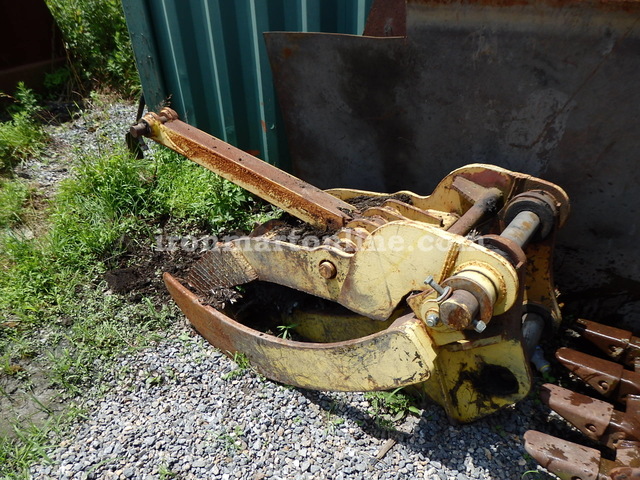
<box><xmin>297</xmin><ymin>388</ymin><xmax>562</xmax><ymax>479</ymax></box>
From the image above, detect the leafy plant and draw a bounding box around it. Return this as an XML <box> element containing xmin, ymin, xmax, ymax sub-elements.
<box><xmin>214</xmin><ymin>426</ymin><xmax>245</xmax><ymax>453</ymax></box>
<box><xmin>44</xmin><ymin>0</ymin><xmax>140</xmax><ymax>96</ymax></box>
<box><xmin>276</xmin><ymin>323</ymin><xmax>298</xmax><ymax>340</ymax></box>
<box><xmin>0</xmin><ymin>83</ymin><xmax>48</xmax><ymax>169</ymax></box>
<box><xmin>43</xmin><ymin>68</ymin><xmax>72</xmax><ymax>93</ymax></box>
<box><xmin>158</xmin><ymin>462</ymin><xmax>179</xmax><ymax>479</ymax></box>
<box><xmin>323</xmin><ymin>402</ymin><xmax>346</xmax><ymax>434</ymax></box>
<box><xmin>150</xmin><ymin>148</ymin><xmax>278</xmax><ymax>232</ymax></box>
<box><xmin>222</xmin><ymin>352</ymin><xmax>250</xmax><ymax>381</ymax></box>
<box><xmin>365</xmin><ymin>387</ymin><xmax>421</xmax><ymax>427</ymax></box>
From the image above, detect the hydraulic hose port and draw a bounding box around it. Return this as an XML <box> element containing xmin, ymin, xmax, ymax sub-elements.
<box><xmin>503</xmin><ymin>190</ymin><xmax>558</xmax><ymax>241</ymax></box>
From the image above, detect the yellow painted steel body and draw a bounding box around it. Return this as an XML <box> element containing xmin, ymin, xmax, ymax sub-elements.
<box><xmin>134</xmin><ymin>109</ymin><xmax>570</xmax><ymax>423</ymax></box>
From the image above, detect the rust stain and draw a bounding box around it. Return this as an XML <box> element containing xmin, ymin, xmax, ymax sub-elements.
<box><xmin>364</xmin><ymin>0</ymin><xmax>407</xmax><ymax>37</ymax></box>
<box><xmin>408</xmin><ymin>0</ymin><xmax>640</xmax><ymax>11</ymax></box>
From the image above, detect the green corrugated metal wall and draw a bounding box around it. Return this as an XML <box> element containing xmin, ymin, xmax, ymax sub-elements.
<box><xmin>122</xmin><ymin>0</ymin><xmax>373</xmax><ymax>167</ymax></box>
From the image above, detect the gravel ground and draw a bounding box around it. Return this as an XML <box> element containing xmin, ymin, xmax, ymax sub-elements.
<box><xmin>22</xmin><ymin>97</ymin><xmax>562</xmax><ymax>480</ymax></box>
<box><xmin>16</xmin><ymin>96</ymin><xmax>139</xmax><ymax>192</ymax></box>
<box><xmin>30</xmin><ymin>333</ymin><xmax>557</xmax><ymax>480</ymax></box>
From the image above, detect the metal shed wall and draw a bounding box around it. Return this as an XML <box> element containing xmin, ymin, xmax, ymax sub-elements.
<box><xmin>121</xmin><ymin>0</ymin><xmax>373</xmax><ymax>167</ymax></box>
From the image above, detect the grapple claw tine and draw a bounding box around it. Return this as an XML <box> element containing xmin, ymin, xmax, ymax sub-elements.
<box><xmin>523</xmin><ymin>430</ymin><xmax>602</xmax><ymax>480</ymax></box>
<box><xmin>187</xmin><ymin>245</ymin><xmax>258</xmax><ymax>291</ymax></box>
<box><xmin>575</xmin><ymin>319</ymin><xmax>640</xmax><ymax>368</ymax></box>
<box><xmin>541</xmin><ymin>383</ymin><xmax>614</xmax><ymax>444</ymax></box>
<box><xmin>610</xmin><ymin>466</ymin><xmax>640</xmax><ymax>480</ymax></box>
<box><xmin>555</xmin><ymin>347</ymin><xmax>640</xmax><ymax>403</ymax></box>
<box><xmin>541</xmin><ymin>384</ymin><xmax>640</xmax><ymax>449</ymax></box>
<box><xmin>164</xmin><ymin>273</ymin><xmax>436</xmax><ymax>392</ymax></box>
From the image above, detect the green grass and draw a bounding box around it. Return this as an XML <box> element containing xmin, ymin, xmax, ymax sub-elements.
<box><xmin>0</xmin><ymin>420</ymin><xmax>57</xmax><ymax>479</ymax></box>
<box><xmin>151</xmin><ymin>147</ymin><xmax>277</xmax><ymax>232</ymax></box>
<box><xmin>213</xmin><ymin>426</ymin><xmax>245</xmax><ymax>454</ymax></box>
<box><xmin>221</xmin><ymin>352</ymin><xmax>251</xmax><ymax>381</ymax></box>
<box><xmin>0</xmin><ymin>136</ymin><xmax>277</xmax><ymax>477</ymax></box>
<box><xmin>0</xmin><ymin>83</ymin><xmax>48</xmax><ymax>170</ymax></box>
<box><xmin>48</xmin><ymin>149</ymin><xmax>154</xmax><ymax>268</ymax></box>
<box><xmin>0</xmin><ymin>178</ymin><xmax>29</xmax><ymax>228</ymax></box>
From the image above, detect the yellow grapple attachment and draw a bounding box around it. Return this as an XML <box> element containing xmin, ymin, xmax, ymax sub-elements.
<box><xmin>131</xmin><ymin>108</ymin><xmax>570</xmax><ymax>423</ymax></box>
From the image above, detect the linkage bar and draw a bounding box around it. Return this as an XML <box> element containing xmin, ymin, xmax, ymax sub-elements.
<box><xmin>131</xmin><ymin>108</ymin><xmax>354</xmax><ymax>231</ymax></box>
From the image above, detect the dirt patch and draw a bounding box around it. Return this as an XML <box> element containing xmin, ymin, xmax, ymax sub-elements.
<box><xmin>0</xmin><ymin>340</ymin><xmax>70</xmax><ymax>439</ymax></box>
<box><xmin>101</xmin><ymin>222</ymin><xmax>210</xmax><ymax>303</ymax></box>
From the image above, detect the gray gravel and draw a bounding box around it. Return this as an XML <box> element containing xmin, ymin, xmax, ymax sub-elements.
<box><xmin>23</xmin><ymin>96</ymin><xmax>561</xmax><ymax>480</ymax></box>
<box><xmin>16</xmin><ymin>95</ymin><xmax>140</xmax><ymax>192</ymax></box>
<box><xmin>30</xmin><ymin>332</ymin><xmax>557</xmax><ymax>480</ymax></box>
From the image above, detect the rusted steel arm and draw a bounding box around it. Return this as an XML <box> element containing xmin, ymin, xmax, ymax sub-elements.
<box><xmin>130</xmin><ymin>108</ymin><xmax>355</xmax><ymax>231</ymax></box>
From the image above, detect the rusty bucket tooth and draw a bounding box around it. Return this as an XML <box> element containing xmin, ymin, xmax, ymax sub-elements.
<box><xmin>540</xmin><ymin>384</ymin><xmax>640</xmax><ymax>449</ymax></box>
<box><xmin>186</xmin><ymin>244</ymin><xmax>258</xmax><ymax>292</ymax></box>
<box><xmin>610</xmin><ymin>466</ymin><xmax>640</xmax><ymax>479</ymax></box>
<box><xmin>627</xmin><ymin>395</ymin><xmax>640</xmax><ymax>418</ymax></box>
<box><xmin>540</xmin><ymin>383</ymin><xmax>614</xmax><ymax>444</ymax></box>
<box><xmin>575</xmin><ymin>319</ymin><xmax>640</xmax><ymax>368</ymax></box>
<box><xmin>523</xmin><ymin>430</ymin><xmax>602</xmax><ymax>480</ymax></box>
<box><xmin>555</xmin><ymin>347</ymin><xmax>640</xmax><ymax>402</ymax></box>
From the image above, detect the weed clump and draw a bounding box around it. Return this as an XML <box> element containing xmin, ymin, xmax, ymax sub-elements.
<box><xmin>0</xmin><ymin>84</ymin><xmax>48</xmax><ymax>170</ymax></box>
<box><xmin>44</xmin><ymin>0</ymin><xmax>140</xmax><ymax>96</ymax></box>
<box><xmin>0</xmin><ymin>179</ymin><xmax>29</xmax><ymax>228</ymax></box>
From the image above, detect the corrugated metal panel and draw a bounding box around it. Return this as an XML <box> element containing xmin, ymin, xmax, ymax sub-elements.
<box><xmin>122</xmin><ymin>0</ymin><xmax>373</xmax><ymax>167</ymax></box>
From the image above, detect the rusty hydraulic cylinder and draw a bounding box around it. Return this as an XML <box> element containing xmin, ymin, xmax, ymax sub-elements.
<box><xmin>130</xmin><ymin>108</ymin><xmax>355</xmax><ymax>231</ymax></box>
<box><xmin>575</xmin><ymin>318</ymin><xmax>640</xmax><ymax>368</ymax></box>
<box><xmin>540</xmin><ymin>384</ymin><xmax>640</xmax><ymax>449</ymax></box>
<box><xmin>556</xmin><ymin>347</ymin><xmax>640</xmax><ymax>403</ymax></box>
